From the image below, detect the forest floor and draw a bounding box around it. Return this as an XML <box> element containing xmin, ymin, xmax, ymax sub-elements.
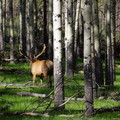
<box><xmin>0</xmin><ymin>59</ymin><xmax>120</xmax><ymax>120</ymax></box>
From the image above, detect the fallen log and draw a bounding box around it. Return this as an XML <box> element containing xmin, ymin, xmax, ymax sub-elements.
<box><xmin>0</xmin><ymin>106</ymin><xmax>120</xmax><ymax>117</ymax></box>
<box><xmin>0</xmin><ymin>81</ymin><xmax>31</xmax><ymax>86</ymax></box>
<box><xmin>14</xmin><ymin>92</ymin><xmax>53</xmax><ymax>99</ymax></box>
<box><xmin>14</xmin><ymin>92</ymin><xmax>84</xmax><ymax>101</ymax></box>
<box><xmin>0</xmin><ymin>67</ymin><xmax>30</xmax><ymax>74</ymax></box>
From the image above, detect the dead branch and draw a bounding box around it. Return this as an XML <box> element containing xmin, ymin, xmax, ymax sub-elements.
<box><xmin>23</xmin><ymin>90</ymin><xmax>54</xmax><ymax>112</ymax></box>
<box><xmin>45</xmin><ymin>92</ymin><xmax>80</xmax><ymax>114</ymax></box>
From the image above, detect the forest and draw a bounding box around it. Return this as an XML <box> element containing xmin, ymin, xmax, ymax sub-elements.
<box><xmin>0</xmin><ymin>0</ymin><xmax>120</xmax><ymax>119</ymax></box>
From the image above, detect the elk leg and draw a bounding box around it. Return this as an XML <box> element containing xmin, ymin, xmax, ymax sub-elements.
<box><xmin>40</xmin><ymin>79</ymin><xmax>43</xmax><ymax>85</ymax></box>
<box><xmin>33</xmin><ymin>75</ymin><xmax>36</xmax><ymax>85</ymax></box>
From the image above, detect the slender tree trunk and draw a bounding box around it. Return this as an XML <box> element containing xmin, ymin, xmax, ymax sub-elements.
<box><xmin>9</xmin><ymin>0</ymin><xmax>15</xmax><ymax>64</ymax></box>
<box><xmin>53</xmin><ymin>0</ymin><xmax>64</xmax><ymax>110</ymax></box>
<box><xmin>64</xmin><ymin>0</ymin><xmax>67</xmax><ymax>74</ymax></box>
<box><xmin>105</xmin><ymin>0</ymin><xmax>113</xmax><ymax>85</ymax></box>
<box><xmin>34</xmin><ymin>0</ymin><xmax>38</xmax><ymax>54</ymax></box>
<box><xmin>83</xmin><ymin>0</ymin><xmax>94</xmax><ymax>117</ymax></box>
<box><xmin>0</xmin><ymin>0</ymin><xmax>3</xmax><ymax>56</ymax></box>
<box><xmin>48</xmin><ymin>0</ymin><xmax>53</xmax><ymax>60</ymax></box>
<box><xmin>26</xmin><ymin>0</ymin><xmax>30</xmax><ymax>57</ymax></box>
<box><xmin>65</xmin><ymin>0</ymin><xmax>74</xmax><ymax>78</ymax></box>
<box><xmin>79</xmin><ymin>0</ymin><xmax>84</xmax><ymax>58</ymax></box>
<box><xmin>91</xmin><ymin>1</ymin><xmax>97</xmax><ymax>98</ymax></box>
<box><xmin>93</xmin><ymin>0</ymin><xmax>104</xmax><ymax>86</ymax></box>
<box><xmin>29</xmin><ymin>0</ymin><xmax>34</xmax><ymax>57</ymax></box>
<box><xmin>43</xmin><ymin>0</ymin><xmax>48</xmax><ymax>58</ymax></box>
<box><xmin>74</xmin><ymin>0</ymin><xmax>80</xmax><ymax>54</ymax></box>
<box><xmin>111</xmin><ymin>0</ymin><xmax>116</xmax><ymax>82</ymax></box>
<box><xmin>19</xmin><ymin>0</ymin><xmax>26</xmax><ymax>55</ymax></box>
<box><xmin>2</xmin><ymin>0</ymin><xmax>6</xmax><ymax>51</ymax></box>
<box><xmin>74</xmin><ymin>0</ymin><xmax>80</xmax><ymax>67</ymax></box>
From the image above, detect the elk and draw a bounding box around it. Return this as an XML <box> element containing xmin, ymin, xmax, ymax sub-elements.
<box><xmin>20</xmin><ymin>44</ymin><xmax>53</xmax><ymax>87</ymax></box>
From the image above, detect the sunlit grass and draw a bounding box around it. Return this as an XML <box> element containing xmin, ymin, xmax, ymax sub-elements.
<box><xmin>0</xmin><ymin>59</ymin><xmax>120</xmax><ymax>120</ymax></box>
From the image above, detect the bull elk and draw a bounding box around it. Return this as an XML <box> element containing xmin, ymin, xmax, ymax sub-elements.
<box><xmin>20</xmin><ymin>44</ymin><xmax>53</xmax><ymax>87</ymax></box>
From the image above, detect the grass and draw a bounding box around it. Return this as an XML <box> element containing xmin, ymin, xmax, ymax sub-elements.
<box><xmin>0</xmin><ymin>59</ymin><xmax>120</xmax><ymax>120</ymax></box>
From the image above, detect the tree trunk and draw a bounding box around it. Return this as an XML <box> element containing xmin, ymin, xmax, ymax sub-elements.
<box><xmin>83</xmin><ymin>0</ymin><xmax>94</xmax><ymax>117</ymax></box>
<box><xmin>9</xmin><ymin>0</ymin><xmax>15</xmax><ymax>64</ymax></box>
<box><xmin>19</xmin><ymin>0</ymin><xmax>26</xmax><ymax>55</ymax></box>
<box><xmin>105</xmin><ymin>0</ymin><xmax>113</xmax><ymax>85</ymax></box>
<box><xmin>53</xmin><ymin>0</ymin><xmax>64</xmax><ymax>110</ymax></box>
<box><xmin>111</xmin><ymin>0</ymin><xmax>116</xmax><ymax>82</ymax></box>
<box><xmin>0</xmin><ymin>0</ymin><xmax>3</xmax><ymax>56</ymax></box>
<box><xmin>43</xmin><ymin>0</ymin><xmax>48</xmax><ymax>58</ymax></box>
<box><xmin>93</xmin><ymin>0</ymin><xmax>104</xmax><ymax>86</ymax></box>
<box><xmin>29</xmin><ymin>0</ymin><xmax>34</xmax><ymax>57</ymax></box>
<box><xmin>2</xmin><ymin>0</ymin><xmax>6</xmax><ymax>52</ymax></box>
<box><xmin>26</xmin><ymin>1</ymin><xmax>30</xmax><ymax>57</ymax></box>
<box><xmin>91</xmin><ymin>1</ymin><xmax>97</xmax><ymax>98</ymax></box>
<box><xmin>65</xmin><ymin>0</ymin><xmax>74</xmax><ymax>78</ymax></box>
<box><xmin>74</xmin><ymin>0</ymin><xmax>80</xmax><ymax>68</ymax></box>
<box><xmin>34</xmin><ymin>0</ymin><xmax>38</xmax><ymax>55</ymax></box>
<box><xmin>48</xmin><ymin>0</ymin><xmax>53</xmax><ymax>60</ymax></box>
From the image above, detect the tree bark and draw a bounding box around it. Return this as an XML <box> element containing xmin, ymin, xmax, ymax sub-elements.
<box><xmin>29</xmin><ymin>0</ymin><xmax>34</xmax><ymax>57</ymax></box>
<box><xmin>9</xmin><ymin>0</ymin><xmax>15</xmax><ymax>64</ymax></box>
<box><xmin>105</xmin><ymin>0</ymin><xmax>113</xmax><ymax>85</ymax></box>
<box><xmin>83</xmin><ymin>0</ymin><xmax>94</xmax><ymax>117</ymax></box>
<box><xmin>2</xmin><ymin>0</ymin><xmax>6</xmax><ymax>52</ymax></box>
<box><xmin>43</xmin><ymin>0</ymin><xmax>48</xmax><ymax>58</ymax></box>
<box><xmin>0</xmin><ymin>0</ymin><xmax>3</xmax><ymax>56</ymax></box>
<box><xmin>19</xmin><ymin>0</ymin><xmax>26</xmax><ymax>55</ymax></box>
<box><xmin>65</xmin><ymin>0</ymin><xmax>74</xmax><ymax>78</ymax></box>
<box><xmin>93</xmin><ymin>0</ymin><xmax>104</xmax><ymax>86</ymax></box>
<box><xmin>53</xmin><ymin>0</ymin><xmax>64</xmax><ymax>110</ymax></box>
<box><xmin>48</xmin><ymin>0</ymin><xmax>53</xmax><ymax>60</ymax></box>
<box><xmin>111</xmin><ymin>0</ymin><xmax>116</xmax><ymax>82</ymax></box>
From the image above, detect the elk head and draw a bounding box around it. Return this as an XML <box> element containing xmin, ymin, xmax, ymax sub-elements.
<box><xmin>19</xmin><ymin>44</ymin><xmax>53</xmax><ymax>87</ymax></box>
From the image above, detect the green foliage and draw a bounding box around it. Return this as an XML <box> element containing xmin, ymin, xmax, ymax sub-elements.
<box><xmin>0</xmin><ymin>60</ymin><xmax>120</xmax><ymax>119</ymax></box>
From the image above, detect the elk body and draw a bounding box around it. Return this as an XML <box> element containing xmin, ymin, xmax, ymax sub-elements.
<box><xmin>20</xmin><ymin>44</ymin><xmax>53</xmax><ymax>87</ymax></box>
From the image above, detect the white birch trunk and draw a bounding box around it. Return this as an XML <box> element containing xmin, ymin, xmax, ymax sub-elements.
<box><xmin>83</xmin><ymin>0</ymin><xmax>94</xmax><ymax>117</ymax></box>
<box><xmin>74</xmin><ymin>0</ymin><xmax>80</xmax><ymax>58</ymax></box>
<box><xmin>65</xmin><ymin>0</ymin><xmax>74</xmax><ymax>77</ymax></box>
<box><xmin>53</xmin><ymin>0</ymin><xmax>64</xmax><ymax>109</ymax></box>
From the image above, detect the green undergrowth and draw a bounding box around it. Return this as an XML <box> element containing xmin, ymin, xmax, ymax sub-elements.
<box><xmin>0</xmin><ymin>60</ymin><xmax>120</xmax><ymax>120</ymax></box>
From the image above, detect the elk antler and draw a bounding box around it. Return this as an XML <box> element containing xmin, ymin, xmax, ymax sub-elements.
<box><xmin>19</xmin><ymin>45</ymin><xmax>31</xmax><ymax>60</ymax></box>
<box><xmin>34</xmin><ymin>44</ymin><xmax>46</xmax><ymax>59</ymax></box>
